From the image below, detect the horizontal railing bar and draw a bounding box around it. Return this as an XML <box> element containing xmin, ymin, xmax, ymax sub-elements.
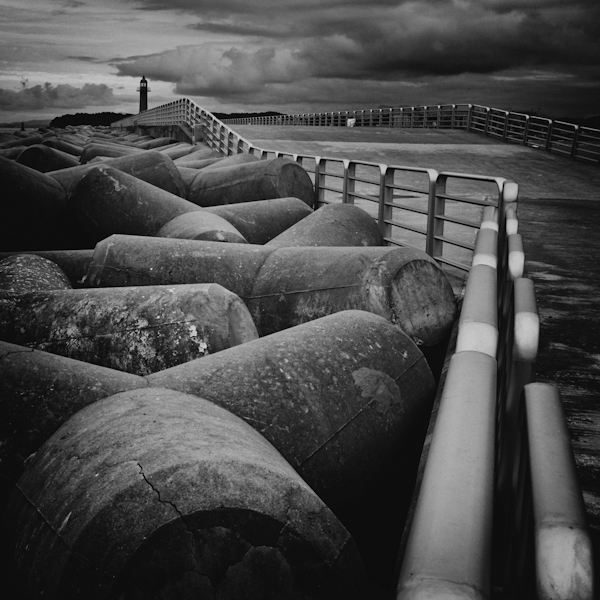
<box><xmin>385</xmin><ymin>220</ymin><xmax>428</xmax><ymax>236</ymax></box>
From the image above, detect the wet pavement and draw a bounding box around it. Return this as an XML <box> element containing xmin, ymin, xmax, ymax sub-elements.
<box><xmin>234</xmin><ymin>124</ymin><xmax>600</xmax><ymax>549</ymax></box>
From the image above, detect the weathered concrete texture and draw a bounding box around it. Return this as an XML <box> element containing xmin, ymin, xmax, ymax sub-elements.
<box><xmin>148</xmin><ymin>310</ymin><xmax>436</xmax><ymax>583</ymax></box>
<box><xmin>79</xmin><ymin>142</ymin><xmax>144</xmax><ymax>163</ymax></box>
<box><xmin>67</xmin><ymin>165</ymin><xmax>245</xmax><ymax>246</ymax></box>
<box><xmin>42</xmin><ymin>137</ymin><xmax>84</xmax><ymax>157</ymax></box>
<box><xmin>0</xmin><ymin>155</ymin><xmax>71</xmax><ymax>251</ymax></box>
<box><xmin>0</xmin><ymin>254</ymin><xmax>72</xmax><ymax>292</ymax></box>
<box><xmin>0</xmin><ymin>249</ymin><xmax>94</xmax><ymax>288</ymax></box>
<box><xmin>0</xmin><ymin>340</ymin><xmax>147</xmax><ymax>507</ymax></box>
<box><xmin>267</xmin><ymin>202</ymin><xmax>384</xmax><ymax>247</ymax></box>
<box><xmin>84</xmin><ymin>236</ymin><xmax>457</xmax><ymax>357</ymax></box>
<box><xmin>156</xmin><ymin>211</ymin><xmax>248</xmax><ymax>243</ymax></box>
<box><xmin>205</xmin><ymin>197</ymin><xmax>313</xmax><ymax>244</ymax></box>
<box><xmin>0</xmin><ymin>133</ymin><xmax>44</xmax><ymax>150</ymax></box>
<box><xmin>186</xmin><ymin>157</ymin><xmax>315</xmax><ymax>208</ymax></box>
<box><xmin>199</xmin><ymin>152</ymin><xmax>260</xmax><ymax>172</ymax></box>
<box><xmin>249</xmin><ymin>245</ymin><xmax>457</xmax><ymax>349</ymax></box>
<box><xmin>133</xmin><ymin>136</ymin><xmax>179</xmax><ymax>150</ymax></box>
<box><xmin>3</xmin><ymin>387</ymin><xmax>371</xmax><ymax>599</ymax></box>
<box><xmin>172</xmin><ymin>145</ymin><xmax>222</xmax><ymax>164</ymax></box>
<box><xmin>49</xmin><ymin>150</ymin><xmax>187</xmax><ymax>198</ymax></box>
<box><xmin>0</xmin><ymin>283</ymin><xmax>259</xmax><ymax>375</ymax></box>
<box><xmin>85</xmin><ymin>235</ymin><xmax>275</xmax><ymax>299</ymax></box>
<box><xmin>16</xmin><ymin>144</ymin><xmax>79</xmax><ymax>172</ymax></box>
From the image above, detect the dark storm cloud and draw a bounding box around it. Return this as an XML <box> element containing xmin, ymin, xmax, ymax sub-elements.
<box><xmin>114</xmin><ymin>0</ymin><xmax>600</xmax><ymax>115</ymax></box>
<box><xmin>0</xmin><ymin>82</ymin><xmax>117</xmax><ymax>112</ymax></box>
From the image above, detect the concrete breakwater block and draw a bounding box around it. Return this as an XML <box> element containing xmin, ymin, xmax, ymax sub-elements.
<box><xmin>199</xmin><ymin>152</ymin><xmax>260</xmax><ymax>172</ymax></box>
<box><xmin>156</xmin><ymin>211</ymin><xmax>248</xmax><ymax>243</ymax></box>
<box><xmin>0</xmin><ymin>340</ymin><xmax>147</xmax><ymax>509</ymax></box>
<box><xmin>3</xmin><ymin>387</ymin><xmax>370</xmax><ymax>599</ymax></box>
<box><xmin>84</xmin><ymin>235</ymin><xmax>457</xmax><ymax>355</ymax></box>
<box><xmin>16</xmin><ymin>144</ymin><xmax>79</xmax><ymax>172</ymax></box>
<box><xmin>133</xmin><ymin>136</ymin><xmax>179</xmax><ymax>150</ymax></box>
<box><xmin>0</xmin><ymin>133</ymin><xmax>44</xmax><ymax>150</ymax></box>
<box><xmin>148</xmin><ymin>310</ymin><xmax>435</xmax><ymax>582</ymax></box>
<box><xmin>267</xmin><ymin>202</ymin><xmax>384</xmax><ymax>247</ymax></box>
<box><xmin>0</xmin><ymin>249</ymin><xmax>94</xmax><ymax>288</ymax></box>
<box><xmin>0</xmin><ymin>283</ymin><xmax>259</xmax><ymax>375</ymax></box>
<box><xmin>49</xmin><ymin>150</ymin><xmax>187</xmax><ymax>198</ymax></box>
<box><xmin>67</xmin><ymin>165</ymin><xmax>246</xmax><ymax>246</ymax></box>
<box><xmin>42</xmin><ymin>137</ymin><xmax>84</xmax><ymax>156</ymax></box>
<box><xmin>205</xmin><ymin>197</ymin><xmax>313</xmax><ymax>244</ymax></box>
<box><xmin>86</xmin><ymin>235</ymin><xmax>274</xmax><ymax>297</ymax></box>
<box><xmin>172</xmin><ymin>145</ymin><xmax>222</xmax><ymax>164</ymax></box>
<box><xmin>186</xmin><ymin>157</ymin><xmax>315</xmax><ymax>208</ymax></box>
<box><xmin>0</xmin><ymin>155</ymin><xmax>72</xmax><ymax>252</ymax></box>
<box><xmin>79</xmin><ymin>142</ymin><xmax>144</xmax><ymax>163</ymax></box>
<box><xmin>248</xmin><ymin>245</ymin><xmax>457</xmax><ymax>349</ymax></box>
<box><xmin>0</xmin><ymin>254</ymin><xmax>72</xmax><ymax>292</ymax></box>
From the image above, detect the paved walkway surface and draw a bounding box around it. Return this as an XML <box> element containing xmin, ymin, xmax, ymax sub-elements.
<box><xmin>235</xmin><ymin>125</ymin><xmax>600</xmax><ymax>562</ymax></box>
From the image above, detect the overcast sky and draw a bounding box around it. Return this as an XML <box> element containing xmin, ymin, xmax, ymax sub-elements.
<box><xmin>1</xmin><ymin>0</ymin><xmax>598</xmax><ymax>123</ymax></box>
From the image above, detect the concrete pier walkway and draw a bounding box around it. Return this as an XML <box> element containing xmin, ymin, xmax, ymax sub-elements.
<box><xmin>235</xmin><ymin>124</ymin><xmax>600</xmax><ymax>553</ymax></box>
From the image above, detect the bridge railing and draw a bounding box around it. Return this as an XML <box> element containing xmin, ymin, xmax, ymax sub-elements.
<box><xmin>223</xmin><ymin>103</ymin><xmax>600</xmax><ymax>165</ymax></box>
<box><xmin>112</xmin><ymin>99</ymin><xmax>594</xmax><ymax>598</ymax></box>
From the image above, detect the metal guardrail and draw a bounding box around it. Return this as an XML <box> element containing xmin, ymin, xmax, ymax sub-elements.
<box><xmin>112</xmin><ymin>99</ymin><xmax>594</xmax><ymax>598</ymax></box>
<box><xmin>224</xmin><ymin>103</ymin><xmax>600</xmax><ymax>165</ymax></box>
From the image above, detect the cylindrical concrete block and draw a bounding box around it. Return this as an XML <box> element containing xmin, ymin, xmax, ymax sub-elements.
<box><xmin>79</xmin><ymin>143</ymin><xmax>143</xmax><ymax>163</ymax></box>
<box><xmin>67</xmin><ymin>165</ymin><xmax>205</xmax><ymax>245</ymax></box>
<box><xmin>172</xmin><ymin>145</ymin><xmax>222</xmax><ymax>163</ymax></box>
<box><xmin>3</xmin><ymin>387</ymin><xmax>369</xmax><ymax>599</ymax></box>
<box><xmin>0</xmin><ymin>249</ymin><xmax>94</xmax><ymax>288</ymax></box>
<box><xmin>148</xmin><ymin>310</ymin><xmax>436</xmax><ymax>582</ymax></box>
<box><xmin>49</xmin><ymin>150</ymin><xmax>187</xmax><ymax>198</ymax></box>
<box><xmin>186</xmin><ymin>157</ymin><xmax>315</xmax><ymax>208</ymax></box>
<box><xmin>248</xmin><ymin>245</ymin><xmax>457</xmax><ymax>348</ymax></box>
<box><xmin>0</xmin><ymin>283</ymin><xmax>259</xmax><ymax>375</ymax></box>
<box><xmin>0</xmin><ymin>254</ymin><xmax>72</xmax><ymax>292</ymax></box>
<box><xmin>16</xmin><ymin>144</ymin><xmax>79</xmax><ymax>172</ymax></box>
<box><xmin>175</xmin><ymin>158</ymin><xmax>223</xmax><ymax>172</ymax></box>
<box><xmin>0</xmin><ymin>146</ymin><xmax>25</xmax><ymax>159</ymax></box>
<box><xmin>158</xmin><ymin>142</ymin><xmax>195</xmax><ymax>160</ymax></box>
<box><xmin>85</xmin><ymin>235</ymin><xmax>275</xmax><ymax>298</ymax></box>
<box><xmin>267</xmin><ymin>203</ymin><xmax>384</xmax><ymax>247</ymax></box>
<box><xmin>0</xmin><ymin>133</ymin><xmax>44</xmax><ymax>149</ymax></box>
<box><xmin>134</xmin><ymin>136</ymin><xmax>179</xmax><ymax>150</ymax></box>
<box><xmin>42</xmin><ymin>137</ymin><xmax>84</xmax><ymax>156</ymax></box>
<box><xmin>206</xmin><ymin>197</ymin><xmax>313</xmax><ymax>245</ymax></box>
<box><xmin>0</xmin><ymin>340</ymin><xmax>146</xmax><ymax>506</ymax></box>
<box><xmin>199</xmin><ymin>152</ymin><xmax>260</xmax><ymax>172</ymax></box>
<box><xmin>84</xmin><ymin>236</ymin><xmax>457</xmax><ymax>355</ymax></box>
<box><xmin>177</xmin><ymin>165</ymin><xmax>207</xmax><ymax>195</ymax></box>
<box><xmin>156</xmin><ymin>211</ymin><xmax>248</xmax><ymax>243</ymax></box>
<box><xmin>0</xmin><ymin>155</ymin><xmax>71</xmax><ymax>252</ymax></box>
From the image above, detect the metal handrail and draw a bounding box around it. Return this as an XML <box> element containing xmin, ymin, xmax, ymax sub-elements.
<box><xmin>112</xmin><ymin>99</ymin><xmax>594</xmax><ymax>597</ymax></box>
<box><xmin>222</xmin><ymin>103</ymin><xmax>600</xmax><ymax>165</ymax></box>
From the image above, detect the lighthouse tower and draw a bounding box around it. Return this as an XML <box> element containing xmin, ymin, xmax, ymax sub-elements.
<box><xmin>137</xmin><ymin>76</ymin><xmax>150</xmax><ymax>113</ymax></box>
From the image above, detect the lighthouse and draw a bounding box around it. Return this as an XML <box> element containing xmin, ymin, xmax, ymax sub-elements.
<box><xmin>137</xmin><ymin>76</ymin><xmax>150</xmax><ymax>113</ymax></box>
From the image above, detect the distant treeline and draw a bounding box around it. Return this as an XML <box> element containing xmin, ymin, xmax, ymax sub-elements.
<box><xmin>212</xmin><ymin>111</ymin><xmax>286</xmax><ymax>120</ymax></box>
<box><xmin>49</xmin><ymin>112</ymin><xmax>133</xmax><ymax>128</ymax></box>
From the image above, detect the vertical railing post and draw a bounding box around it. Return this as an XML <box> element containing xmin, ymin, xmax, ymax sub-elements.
<box><xmin>426</xmin><ymin>172</ymin><xmax>445</xmax><ymax>261</ymax></box>
<box><xmin>523</xmin><ymin>115</ymin><xmax>530</xmax><ymax>146</ymax></box>
<box><xmin>314</xmin><ymin>156</ymin><xmax>324</xmax><ymax>208</ymax></box>
<box><xmin>571</xmin><ymin>125</ymin><xmax>580</xmax><ymax>158</ymax></box>
<box><xmin>378</xmin><ymin>165</ymin><xmax>393</xmax><ymax>242</ymax></box>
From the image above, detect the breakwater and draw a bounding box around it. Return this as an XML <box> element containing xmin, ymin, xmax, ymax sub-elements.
<box><xmin>0</xmin><ymin>124</ymin><xmax>458</xmax><ymax>598</ymax></box>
